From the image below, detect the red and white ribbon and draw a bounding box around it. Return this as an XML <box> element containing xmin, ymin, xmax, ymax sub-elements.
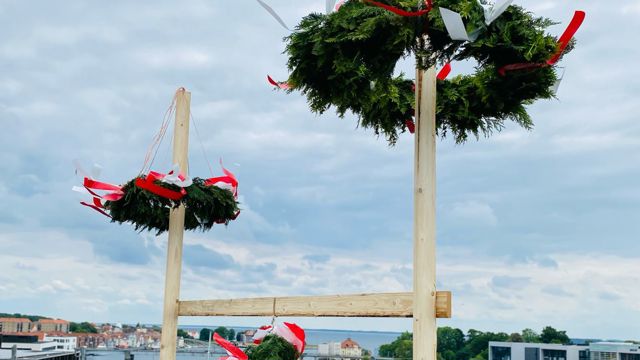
<box><xmin>252</xmin><ymin>323</ymin><xmax>306</xmax><ymax>354</ymax></box>
<box><xmin>205</xmin><ymin>160</ymin><xmax>240</xmax><ymax>221</ymax></box>
<box><xmin>74</xmin><ymin>169</ymin><xmax>125</xmax><ymax>217</ymax></box>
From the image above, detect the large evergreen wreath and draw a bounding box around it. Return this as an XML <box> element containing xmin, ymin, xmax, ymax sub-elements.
<box><xmin>281</xmin><ymin>0</ymin><xmax>582</xmax><ymax>144</ymax></box>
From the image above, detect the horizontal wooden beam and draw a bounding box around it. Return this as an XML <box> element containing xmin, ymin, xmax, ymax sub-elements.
<box><xmin>178</xmin><ymin>291</ymin><xmax>451</xmax><ymax>318</ymax></box>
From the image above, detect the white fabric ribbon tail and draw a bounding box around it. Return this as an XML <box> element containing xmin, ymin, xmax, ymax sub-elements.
<box><xmin>480</xmin><ymin>0</ymin><xmax>513</xmax><ymax>25</ymax></box>
<box><xmin>326</xmin><ymin>0</ymin><xmax>337</xmax><ymax>13</ymax></box>
<box><xmin>439</xmin><ymin>7</ymin><xmax>471</xmax><ymax>41</ymax></box>
<box><xmin>161</xmin><ymin>164</ymin><xmax>193</xmax><ymax>187</ymax></box>
<box><xmin>550</xmin><ymin>67</ymin><xmax>566</xmax><ymax>95</ymax></box>
<box><xmin>256</xmin><ymin>0</ymin><xmax>291</xmax><ymax>31</ymax></box>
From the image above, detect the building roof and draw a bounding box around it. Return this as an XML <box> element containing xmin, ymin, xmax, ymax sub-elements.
<box><xmin>0</xmin><ymin>318</ymin><xmax>32</xmax><ymax>323</ymax></box>
<box><xmin>38</xmin><ymin>319</ymin><xmax>69</xmax><ymax>324</ymax></box>
<box><xmin>341</xmin><ymin>338</ymin><xmax>360</xmax><ymax>349</ymax></box>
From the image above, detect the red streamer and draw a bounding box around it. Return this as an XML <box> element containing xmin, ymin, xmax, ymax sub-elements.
<box><xmin>498</xmin><ymin>10</ymin><xmax>585</xmax><ymax>76</ymax></box>
<box><xmin>267</xmin><ymin>75</ymin><xmax>291</xmax><ymax>89</ymax></box>
<box><xmin>437</xmin><ymin>63</ymin><xmax>452</xmax><ymax>80</ymax></box>
<box><xmin>214</xmin><ymin>333</ymin><xmax>248</xmax><ymax>360</ymax></box>
<box><xmin>83</xmin><ymin>178</ymin><xmax>124</xmax><ymax>201</ymax></box>
<box><xmin>498</xmin><ymin>62</ymin><xmax>547</xmax><ymax>76</ymax></box>
<box><xmin>80</xmin><ymin>198</ymin><xmax>111</xmax><ymax>218</ymax></box>
<box><xmin>135</xmin><ymin>172</ymin><xmax>186</xmax><ymax>201</ymax></box>
<box><xmin>405</xmin><ymin>119</ymin><xmax>416</xmax><ymax>134</ymax></box>
<box><xmin>363</xmin><ymin>0</ymin><xmax>431</xmax><ymax>17</ymax></box>
<box><xmin>547</xmin><ymin>10</ymin><xmax>586</xmax><ymax>65</ymax></box>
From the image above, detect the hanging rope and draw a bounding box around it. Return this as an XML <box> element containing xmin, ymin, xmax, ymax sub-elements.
<box><xmin>139</xmin><ymin>88</ymin><xmax>183</xmax><ymax>175</ymax></box>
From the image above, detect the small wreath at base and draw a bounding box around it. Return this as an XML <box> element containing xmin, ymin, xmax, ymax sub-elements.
<box><xmin>214</xmin><ymin>323</ymin><xmax>306</xmax><ymax>360</ymax></box>
<box><xmin>281</xmin><ymin>0</ymin><xmax>583</xmax><ymax>144</ymax></box>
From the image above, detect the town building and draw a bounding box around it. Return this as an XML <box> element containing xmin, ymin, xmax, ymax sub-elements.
<box><xmin>318</xmin><ymin>338</ymin><xmax>363</xmax><ymax>360</ymax></box>
<box><xmin>318</xmin><ymin>341</ymin><xmax>342</xmax><ymax>358</ymax></box>
<box><xmin>37</xmin><ymin>319</ymin><xmax>70</xmax><ymax>333</ymax></box>
<box><xmin>0</xmin><ymin>334</ymin><xmax>58</xmax><ymax>352</ymax></box>
<box><xmin>0</xmin><ymin>318</ymin><xmax>32</xmax><ymax>333</ymax></box>
<box><xmin>341</xmin><ymin>338</ymin><xmax>363</xmax><ymax>358</ymax></box>
<box><xmin>489</xmin><ymin>341</ymin><xmax>640</xmax><ymax>360</ymax></box>
<box><xmin>43</xmin><ymin>335</ymin><xmax>77</xmax><ymax>351</ymax></box>
<box><xmin>239</xmin><ymin>330</ymin><xmax>257</xmax><ymax>344</ymax></box>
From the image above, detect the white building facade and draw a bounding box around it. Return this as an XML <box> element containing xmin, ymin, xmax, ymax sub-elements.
<box><xmin>489</xmin><ymin>342</ymin><xmax>640</xmax><ymax>360</ymax></box>
<box><xmin>318</xmin><ymin>342</ymin><xmax>342</xmax><ymax>357</ymax></box>
<box><xmin>43</xmin><ymin>335</ymin><xmax>77</xmax><ymax>351</ymax></box>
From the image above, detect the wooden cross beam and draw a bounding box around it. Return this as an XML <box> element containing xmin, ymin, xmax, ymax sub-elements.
<box><xmin>178</xmin><ymin>292</ymin><xmax>452</xmax><ymax>318</ymax></box>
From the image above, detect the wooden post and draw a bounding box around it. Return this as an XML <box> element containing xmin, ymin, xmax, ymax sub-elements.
<box><xmin>159</xmin><ymin>88</ymin><xmax>191</xmax><ymax>360</ymax></box>
<box><xmin>413</xmin><ymin>68</ymin><xmax>437</xmax><ymax>360</ymax></box>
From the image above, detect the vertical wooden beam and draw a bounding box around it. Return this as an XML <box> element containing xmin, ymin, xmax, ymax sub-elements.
<box><xmin>413</xmin><ymin>68</ymin><xmax>437</xmax><ymax>360</ymax></box>
<box><xmin>159</xmin><ymin>88</ymin><xmax>191</xmax><ymax>360</ymax></box>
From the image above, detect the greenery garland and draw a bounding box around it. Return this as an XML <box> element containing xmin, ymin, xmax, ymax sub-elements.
<box><xmin>283</xmin><ymin>0</ymin><xmax>575</xmax><ymax>144</ymax></box>
<box><xmin>246</xmin><ymin>335</ymin><xmax>301</xmax><ymax>360</ymax></box>
<box><xmin>105</xmin><ymin>176</ymin><xmax>239</xmax><ymax>235</ymax></box>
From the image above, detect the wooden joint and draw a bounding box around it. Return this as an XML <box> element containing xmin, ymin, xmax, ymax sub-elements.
<box><xmin>435</xmin><ymin>291</ymin><xmax>452</xmax><ymax>318</ymax></box>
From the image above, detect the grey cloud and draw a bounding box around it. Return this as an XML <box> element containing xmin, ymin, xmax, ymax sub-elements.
<box><xmin>183</xmin><ymin>244</ymin><xmax>235</xmax><ymax>270</ymax></box>
<box><xmin>491</xmin><ymin>276</ymin><xmax>532</xmax><ymax>289</ymax></box>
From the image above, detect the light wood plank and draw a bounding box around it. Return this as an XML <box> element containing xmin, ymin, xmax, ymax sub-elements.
<box><xmin>160</xmin><ymin>89</ymin><xmax>191</xmax><ymax>360</ymax></box>
<box><xmin>178</xmin><ymin>292</ymin><xmax>451</xmax><ymax>318</ymax></box>
<box><xmin>413</xmin><ymin>68</ymin><xmax>438</xmax><ymax>360</ymax></box>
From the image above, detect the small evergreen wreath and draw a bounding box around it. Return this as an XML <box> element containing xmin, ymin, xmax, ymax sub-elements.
<box><xmin>78</xmin><ymin>169</ymin><xmax>240</xmax><ymax>235</ymax></box>
<box><xmin>282</xmin><ymin>0</ymin><xmax>582</xmax><ymax>144</ymax></box>
<box><xmin>106</xmin><ymin>176</ymin><xmax>239</xmax><ymax>234</ymax></box>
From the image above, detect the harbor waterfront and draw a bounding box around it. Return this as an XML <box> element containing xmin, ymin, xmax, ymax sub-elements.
<box><xmin>85</xmin><ymin>328</ymin><xmax>402</xmax><ymax>359</ymax></box>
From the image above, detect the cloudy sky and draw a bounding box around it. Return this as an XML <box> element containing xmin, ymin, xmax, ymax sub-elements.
<box><xmin>1</xmin><ymin>0</ymin><xmax>639</xmax><ymax>340</ymax></box>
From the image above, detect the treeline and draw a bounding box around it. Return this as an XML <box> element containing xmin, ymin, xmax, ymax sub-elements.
<box><xmin>379</xmin><ymin>326</ymin><xmax>570</xmax><ymax>360</ymax></box>
<box><xmin>199</xmin><ymin>326</ymin><xmax>236</xmax><ymax>341</ymax></box>
<box><xmin>69</xmin><ymin>322</ymin><xmax>98</xmax><ymax>333</ymax></box>
<box><xmin>0</xmin><ymin>313</ymin><xmax>50</xmax><ymax>322</ymax></box>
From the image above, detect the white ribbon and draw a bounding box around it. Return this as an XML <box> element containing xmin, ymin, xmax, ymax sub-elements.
<box><xmin>550</xmin><ymin>67</ymin><xmax>566</xmax><ymax>95</ymax></box>
<box><xmin>256</xmin><ymin>0</ymin><xmax>291</xmax><ymax>31</ymax></box>
<box><xmin>326</xmin><ymin>0</ymin><xmax>337</xmax><ymax>14</ymax></box>
<box><xmin>160</xmin><ymin>164</ymin><xmax>193</xmax><ymax>187</ymax></box>
<box><xmin>479</xmin><ymin>0</ymin><xmax>513</xmax><ymax>25</ymax></box>
<box><xmin>440</xmin><ymin>7</ymin><xmax>471</xmax><ymax>41</ymax></box>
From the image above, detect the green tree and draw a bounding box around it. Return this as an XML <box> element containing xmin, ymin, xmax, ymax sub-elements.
<box><xmin>200</xmin><ymin>328</ymin><xmax>214</xmax><ymax>341</ymax></box>
<box><xmin>461</xmin><ymin>330</ymin><xmax>509</xmax><ymax>360</ymax></box>
<box><xmin>214</xmin><ymin>326</ymin><xmax>232</xmax><ymax>340</ymax></box>
<box><xmin>227</xmin><ymin>328</ymin><xmax>236</xmax><ymax>341</ymax></box>
<box><xmin>379</xmin><ymin>332</ymin><xmax>413</xmax><ymax>359</ymax></box>
<box><xmin>178</xmin><ymin>329</ymin><xmax>193</xmax><ymax>339</ymax></box>
<box><xmin>69</xmin><ymin>322</ymin><xmax>98</xmax><ymax>334</ymax></box>
<box><xmin>438</xmin><ymin>327</ymin><xmax>465</xmax><ymax>360</ymax></box>
<box><xmin>540</xmin><ymin>327</ymin><xmax>570</xmax><ymax>345</ymax></box>
<box><xmin>521</xmin><ymin>329</ymin><xmax>541</xmax><ymax>343</ymax></box>
<box><xmin>508</xmin><ymin>333</ymin><xmax>524</xmax><ymax>343</ymax></box>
